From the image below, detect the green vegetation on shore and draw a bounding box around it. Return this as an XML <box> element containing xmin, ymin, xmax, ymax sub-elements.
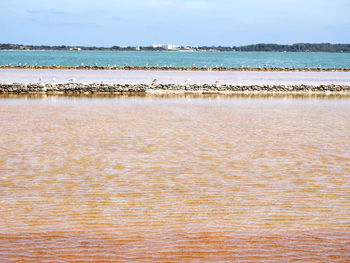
<box><xmin>236</xmin><ymin>43</ymin><xmax>350</xmax><ymax>53</ymax></box>
<box><xmin>1</xmin><ymin>43</ymin><xmax>350</xmax><ymax>53</ymax></box>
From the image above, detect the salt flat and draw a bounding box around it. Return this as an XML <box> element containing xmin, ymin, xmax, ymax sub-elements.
<box><xmin>1</xmin><ymin>68</ymin><xmax>350</xmax><ymax>85</ymax></box>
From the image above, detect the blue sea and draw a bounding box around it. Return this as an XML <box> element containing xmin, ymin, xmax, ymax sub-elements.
<box><xmin>0</xmin><ymin>51</ymin><xmax>350</xmax><ymax>68</ymax></box>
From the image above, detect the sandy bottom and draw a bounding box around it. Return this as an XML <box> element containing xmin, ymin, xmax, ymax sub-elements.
<box><xmin>1</xmin><ymin>68</ymin><xmax>350</xmax><ymax>85</ymax></box>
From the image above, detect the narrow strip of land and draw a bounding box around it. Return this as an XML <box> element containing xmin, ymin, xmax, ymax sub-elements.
<box><xmin>1</xmin><ymin>68</ymin><xmax>350</xmax><ymax>85</ymax></box>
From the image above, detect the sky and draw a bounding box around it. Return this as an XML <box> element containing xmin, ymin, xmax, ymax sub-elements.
<box><xmin>1</xmin><ymin>0</ymin><xmax>350</xmax><ymax>46</ymax></box>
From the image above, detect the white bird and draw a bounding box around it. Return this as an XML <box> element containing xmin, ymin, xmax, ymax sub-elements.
<box><xmin>185</xmin><ymin>78</ymin><xmax>191</xmax><ymax>83</ymax></box>
<box><xmin>69</xmin><ymin>78</ymin><xmax>76</xmax><ymax>82</ymax></box>
<box><xmin>39</xmin><ymin>77</ymin><xmax>44</xmax><ymax>82</ymax></box>
<box><xmin>152</xmin><ymin>79</ymin><xmax>158</xmax><ymax>84</ymax></box>
<box><xmin>51</xmin><ymin>78</ymin><xmax>56</xmax><ymax>83</ymax></box>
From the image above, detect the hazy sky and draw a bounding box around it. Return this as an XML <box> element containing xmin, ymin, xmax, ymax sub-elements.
<box><xmin>1</xmin><ymin>0</ymin><xmax>349</xmax><ymax>46</ymax></box>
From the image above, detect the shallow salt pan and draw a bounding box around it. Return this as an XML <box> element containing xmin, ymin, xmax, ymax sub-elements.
<box><xmin>1</xmin><ymin>68</ymin><xmax>350</xmax><ymax>85</ymax></box>
<box><xmin>0</xmin><ymin>95</ymin><xmax>349</xmax><ymax>261</ymax></box>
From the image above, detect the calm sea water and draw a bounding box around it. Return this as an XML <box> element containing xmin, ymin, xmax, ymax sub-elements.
<box><xmin>0</xmin><ymin>95</ymin><xmax>349</xmax><ymax>262</ymax></box>
<box><xmin>1</xmin><ymin>50</ymin><xmax>350</xmax><ymax>68</ymax></box>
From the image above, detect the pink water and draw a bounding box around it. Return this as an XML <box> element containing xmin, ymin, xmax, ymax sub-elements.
<box><xmin>0</xmin><ymin>94</ymin><xmax>349</xmax><ymax>262</ymax></box>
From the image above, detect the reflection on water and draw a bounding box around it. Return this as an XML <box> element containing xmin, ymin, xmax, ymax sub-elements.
<box><xmin>0</xmin><ymin>95</ymin><xmax>349</xmax><ymax>262</ymax></box>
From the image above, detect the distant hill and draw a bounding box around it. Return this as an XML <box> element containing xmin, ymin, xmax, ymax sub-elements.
<box><xmin>1</xmin><ymin>43</ymin><xmax>350</xmax><ymax>53</ymax></box>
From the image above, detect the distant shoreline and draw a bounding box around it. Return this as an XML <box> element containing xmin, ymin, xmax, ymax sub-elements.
<box><xmin>1</xmin><ymin>43</ymin><xmax>350</xmax><ymax>53</ymax></box>
<box><xmin>1</xmin><ymin>50</ymin><xmax>350</xmax><ymax>54</ymax></box>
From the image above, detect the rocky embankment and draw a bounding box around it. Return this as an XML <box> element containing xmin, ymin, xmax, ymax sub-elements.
<box><xmin>1</xmin><ymin>83</ymin><xmax>350</xmax><ymax>94</ymax></box>
<box><xmin>0</xmin><ymin>65</ymin><xmax>349</xmax><ymax>72</ymax></box>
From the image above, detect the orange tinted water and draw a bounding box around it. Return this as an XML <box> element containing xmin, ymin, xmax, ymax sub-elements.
<box><xmin>0</xmin><ymin>95</ymin><xmax>349</xmax><ymax>262</ymax></box>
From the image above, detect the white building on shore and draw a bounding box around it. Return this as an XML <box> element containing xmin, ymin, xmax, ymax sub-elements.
<box><xmin>151</xmin><ymin>44</ymin><xmax>163</xmax><ymax>48</ymax></box>
<box><xmin>162</xmin><ymin>44</ymin><xmax>180</xmax><ymax>50</ymax></box>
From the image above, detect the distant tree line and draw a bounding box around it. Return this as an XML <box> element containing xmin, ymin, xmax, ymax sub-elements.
<box><xmin>1</xmin><ymin>43</ymin><xmax>350</xmax><ymax>52</ymax></box>
<box><xmin>195</xmin><ymin>43</ymin><xmax>350</xmax><ymax>52</ymax></box>
<box><xmin>236</xmin><ymin>43</ymin><xmax>350</xmax><ymax>52</ymax></box>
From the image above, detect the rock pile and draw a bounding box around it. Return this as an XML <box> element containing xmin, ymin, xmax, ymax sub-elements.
<box><xmin>1</xmin><ymin>83</ymin><xmax>350</xmax><ymax>94</ymax></box>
